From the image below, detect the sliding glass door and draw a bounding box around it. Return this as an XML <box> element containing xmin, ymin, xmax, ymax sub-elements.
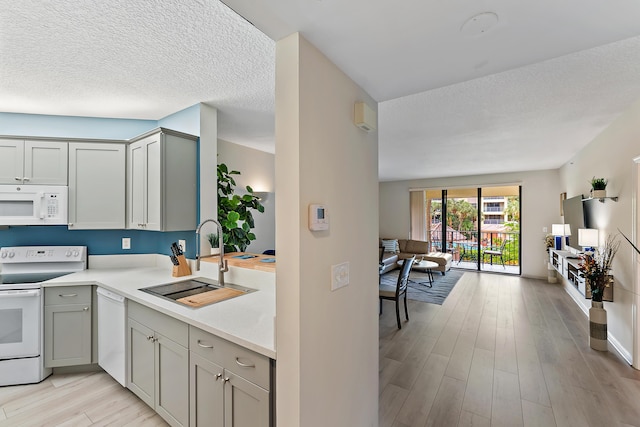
<box><xmin>410</xmin><ymin>185</ymin><xmax>521</xmax><ymax>275</ymax></box>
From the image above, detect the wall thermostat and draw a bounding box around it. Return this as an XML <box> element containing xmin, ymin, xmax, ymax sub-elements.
<box><xmin>309</xmin><ymin>204</ymin><xmax>329</xmax><ymax>231</ymax></box>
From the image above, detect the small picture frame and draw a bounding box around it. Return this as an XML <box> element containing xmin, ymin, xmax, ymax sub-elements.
<box><xmin>560</xmin><ymin>192</ymin><xmax>567</xmax><ymax>216</ymax></box>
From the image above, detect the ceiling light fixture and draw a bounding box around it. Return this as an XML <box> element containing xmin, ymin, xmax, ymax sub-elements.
<box><xmin>461</xmin><ymin>12</ymin><xmax>499</xmax><ymax>36</ymax></box>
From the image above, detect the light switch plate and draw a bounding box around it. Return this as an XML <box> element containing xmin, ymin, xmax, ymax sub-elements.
<box><xmin>178</xmin><ymin>239</ymin><xmax>186</xmax><ymax>254</ymax></box>
<box><xmin>331</xmin><ymin>262</ymin><xmax>349</xmax><ymax>291</ymax></box>
<box><xmin>122</xmin><ymin>238</ymin><xmax>131</xmax><ymax>250</ymax></box>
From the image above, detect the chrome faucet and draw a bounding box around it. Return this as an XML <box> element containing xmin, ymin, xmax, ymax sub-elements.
<box><xmin>195</xmin><ymin>218</ymin><xmax>228</xmax><ymax>285</ymax></box>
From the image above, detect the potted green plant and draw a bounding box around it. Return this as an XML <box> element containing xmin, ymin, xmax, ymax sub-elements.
<box><xmin>207</xmin><ymin>232</ymin><xmax>219</xmax><ymax>255</ymax></box>
<box><xmin>217</xmin><ymin>163</ymin><xmax>265</xmax><ymax>253</ymax></box>
<box><xmin>590</xmin><ymin>177</ymin><xmax>608</xmax><ymax>199</ymax></box>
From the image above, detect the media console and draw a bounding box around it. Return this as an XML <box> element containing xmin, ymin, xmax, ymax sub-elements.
<box><xmin>549</xmin><ymin>249</ymin><xmax>613</xmax><ymax>302</ymax></box>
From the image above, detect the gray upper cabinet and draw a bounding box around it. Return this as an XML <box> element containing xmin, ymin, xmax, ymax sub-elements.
<box><xmin>68</xmin><ymin>142</ymin><xmax>126</xmax><ymax>229</ymax></box>
<box><xmin>0</xmin><ymin>139</ymin><xmax>68</xmax><ymax>185</ymax></box>
<box><xmin>127</xmin><ymin>128</ymin><xmax>197</xmax><ymax>231</ymax></box>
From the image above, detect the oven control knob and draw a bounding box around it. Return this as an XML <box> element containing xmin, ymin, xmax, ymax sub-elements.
<box><xmin>1</xmin><ymin>251</ymin><xmax>6</xmax><ymax>258</ymax></box>
<box><xmin>8</xmin><ymin>251</ymin><xmax>15</xmax><ymax>258</ymax></box>
<box><xmin>73</xmin><ymin>250</ymin><xmax>79</xmax><ymax>257</ymax></box>
<box><xmin>65</xmin><ymin>250</ymin><xmax>72</xmax><ymax>257</ymax></box>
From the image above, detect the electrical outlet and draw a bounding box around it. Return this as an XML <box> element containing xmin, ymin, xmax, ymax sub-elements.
<box><xmin>178</xmin><ymin>239</ymin><xmax>186</xmax><ymax>254</ymax></box>
<box><xmin>122</xmin><ymin>238</ymin><xmax>131</xmax><ymax>250</ymax></box>
<box><xmin>331</xmin><ymin>262</ymin><xmax>350</xmax><ymax>291</ymax></box>
<box><xmin>543</xmin><ymin>226</ymin><xmax>548</xmax><ymax>233</ymax></box>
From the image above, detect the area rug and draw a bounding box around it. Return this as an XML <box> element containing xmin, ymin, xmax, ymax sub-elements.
<box><xmin>380</xmin><ymin>268</ymin><xmax>464</xmax><ymax>305</ymax></box>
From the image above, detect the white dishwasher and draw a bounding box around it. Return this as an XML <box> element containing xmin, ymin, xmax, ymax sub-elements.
<box><xmin>97</xmin><ymin>287</ymin><xmax>126</xmax><ymax>386</ymax></box>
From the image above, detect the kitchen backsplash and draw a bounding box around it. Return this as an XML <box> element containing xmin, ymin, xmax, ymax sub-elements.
<box><xmin>0</xmin><ymin>226</ymin><xmax>196</xmax><ymax>259</ymax></box>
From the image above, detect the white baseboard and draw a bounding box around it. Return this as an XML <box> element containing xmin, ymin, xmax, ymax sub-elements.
<box><xmin>562</xmin><ymin>283</ymin><xmax>633</xmax><ymax>365</ymax></box>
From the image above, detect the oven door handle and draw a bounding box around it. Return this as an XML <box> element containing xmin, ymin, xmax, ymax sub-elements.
<box><xmin>0</xmin><ymin>289</ymin><xmax>41</xmax><ymax>297</ymax></box>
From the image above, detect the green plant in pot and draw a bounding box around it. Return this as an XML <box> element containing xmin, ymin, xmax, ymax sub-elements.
<box><xmin>207</xmin><ymin>232</ymin><xmax>219</xmax><ymax>254</ymax></box>
<box><xmin>590</xmin><ymin>177</ymin><xmax>608</xmax><ymax>198</ymax></box>
<box><xmin>217</xmin><ymin>163</ymin><xmax>265</xmax><ymax>253</ymax></box>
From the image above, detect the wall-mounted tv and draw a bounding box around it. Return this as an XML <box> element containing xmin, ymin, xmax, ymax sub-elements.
<box><xmin>562</xmin><ymin>194</ymin><xmax>595</xmax><ymax>249</ymax></box>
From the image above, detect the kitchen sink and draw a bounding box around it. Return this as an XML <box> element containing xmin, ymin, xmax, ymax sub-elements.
<box><xmin>140</xmin><ymin>277</ymin><xmax>255</xmax><ymax>308</ymax></box>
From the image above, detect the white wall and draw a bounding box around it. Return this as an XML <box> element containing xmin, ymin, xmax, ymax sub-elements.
<box><xmin>559</xmin><ymin>98</ymin><xmax>640</xmax><ymax>365</ymax></box>
<box><xmin>276</xmin><ymin>33</ymin><xmax>379</xmax><ymax>426</ymax></box>
<box><xmin>217</xmin><ymin>139</ymin><xmax>276</xmax><ymax>254</ymax></box>
<box><xmin>379</xmin><ymin>169</ymin><xmax>561</xmax><ymax>279</ymax></box>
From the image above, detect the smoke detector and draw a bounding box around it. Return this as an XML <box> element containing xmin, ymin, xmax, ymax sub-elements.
<box><xmin>461</xmin><ymin>12</ymin><xmax>499</xmax><ymax>37</ymax></box>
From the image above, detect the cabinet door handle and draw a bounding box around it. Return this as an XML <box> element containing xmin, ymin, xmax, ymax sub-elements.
<box><xmin>83</xmin><ymin>307</ymin><xmax>89</xmax><ymax>311</ymax></box>
<box><xmin>197</xmin><ymin>340</ymin><xmax>214</xmax><ymax>349</ymax></box>
<box><xmin>146</xmin><ymin>335</ymin><xmax>154</xmax><ymax>341</ymax></box>
<box><xmin>223</xmin><ymin>377</ymin><xmax>230</xmax><ymax>384</ymax></box>
<box><xmin>235</xmin><ymin>358</ymin><xmax>255</xmax><ymax>368</ymax></box>
<box><xmin>14</xmin><ymin>177</ymin><xmax>21</xmax><ymax>181</ymax></box>
<box><xmin>22</xmin><ymin>177</ymin><xmax>30</xmax><ymax>181</ymax></box>
<box><xmin>59</xmin><ymin>293</ymin><xmax>78</xmax><ymax>297</ymax></box>
<box><xmin>215</xmin><ymin>373</ymin><xmax>222</xmax><ymax>381</ymax></box>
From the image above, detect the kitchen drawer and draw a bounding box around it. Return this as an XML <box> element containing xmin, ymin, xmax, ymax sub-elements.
<box><xmin>189</xmin><ymin>326</ymin><xmax>270</xmax><ymax>390</ymax></box>
<box><xmin>189</xmin><ymin>325</ymin><xmax>225</xmax><ymax>365</ymax></box>
<box><xmin>128</xmin><ymin>300</ymin><xmax>188</xmax><ymax>347</ymax></box>
<box><xmin>45</xmin><ymin>286</ymin><xmax>92</xmax><ymax>305</ymax></box>
<box><xmin>223</xmin><ymin>340</ymin><xmax>270</xmax><ymax>390</ymax></box>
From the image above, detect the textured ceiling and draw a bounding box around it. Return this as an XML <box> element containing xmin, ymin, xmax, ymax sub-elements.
<box><xmin>0</xmin><ymin>0</ymin><xmax>275</xmax><ymax>152</ymax></box>
<box><xmin>2</xmin><ymin>1</ymin><xmax>640</xmax><ymax>179</ymax></box>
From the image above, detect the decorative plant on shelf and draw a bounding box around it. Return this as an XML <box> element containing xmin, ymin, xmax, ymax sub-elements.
<box><xmin>217</xmin><ymin>163</ymin><xmax>265</xmax><ymax>253</ymax></box>
<box><xmin>579</xmin><ymin>234</ymin><xmax>619</xmax><ymax>302</ymax></box>
<box><xmin>590</xmin><ymin>177</ymin><xmax>608</xmax><ymax>191</ymax></box>
<box><xmin>544</xmin><ymin>233</ymin><xmax>554</xmax><ymax>252</ymax></box>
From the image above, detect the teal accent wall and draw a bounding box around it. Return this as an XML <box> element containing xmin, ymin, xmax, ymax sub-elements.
<box><xmin>158</xmin><ymin>104</ymin><xmax>201</xmax><ymax>136</ymax></box>
<box><xmin>0</xmin><ymin>112</ymin><xmax>156</xmax><ymax>139</ymax></box>
<box><xmin>0</xmin><ymin>226</ymin><xmax>196</xmax><ymax>258</ymax></box>
<box><xmin>0</xmin><ymin>107</ymin><xmax>202</xmax><ymax>258</ymax></box>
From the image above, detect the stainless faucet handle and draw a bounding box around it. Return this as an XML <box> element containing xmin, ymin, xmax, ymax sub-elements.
<box><xmin>221</xmin><ymin>259</ymin><xmax>229</xmax><ymax>273</ymax></box>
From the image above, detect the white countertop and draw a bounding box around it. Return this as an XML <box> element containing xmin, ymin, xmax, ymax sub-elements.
<box><xmin>43</xmin><ymin>258</ymin><xmax>276</xmax><ymax>359</ymax></box>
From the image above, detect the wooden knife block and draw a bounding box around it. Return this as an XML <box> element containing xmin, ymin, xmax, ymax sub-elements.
<box><xmin>172</xmin><ymin>255</ymin><xmax>192</xmax><ymax>277</ymax></box>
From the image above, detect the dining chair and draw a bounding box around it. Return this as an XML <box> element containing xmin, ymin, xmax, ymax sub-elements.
<box><xmin>483</xmin><ymin>239</ymin><xmax>507</xmax><ymax>268</ymax></box>
<box><xmin>379</xmin><ymin>255</ymin><xmax>415</xmax><ymax>329</ymax></box>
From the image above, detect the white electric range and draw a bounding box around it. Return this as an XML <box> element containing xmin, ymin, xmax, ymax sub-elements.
<box><xmin>0</xmin><ymin>246</ymin><xmax>87</xmax><ymax>386</ymax></box>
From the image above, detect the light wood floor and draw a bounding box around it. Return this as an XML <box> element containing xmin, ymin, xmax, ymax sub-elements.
<box><xmin>379</xmin><ymin>272</ymin><xmax>640</xmax><ymax>427</ymax></box>
<box><xmin>2</xmin><ymin>273</ymin><xmax>639</xmax><ymax>426</ymax></box>
<box><xmin>0</xmin><ymin>371</ymin><xmax>167</xmax><ymax>426</ymax></box>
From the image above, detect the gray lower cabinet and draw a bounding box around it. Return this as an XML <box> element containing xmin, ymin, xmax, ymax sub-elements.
<box><xmin>44</xmin><ymin>286</ymin><xmax>92</xmax><ymax>367</ymax></box>
<box><xmin>190</xmin><ymin>352</ymin><xmax>224</xmax><ymax>427</ymax></box>
<box><xmin>189</xmin><ymin>326</ymin><xmax>271</xmax><ymax>427</ymax></box>
<box><xmin>127</xmin><ymin>301</ymin><xmax>189</xmax><ymax>427</ymax></box>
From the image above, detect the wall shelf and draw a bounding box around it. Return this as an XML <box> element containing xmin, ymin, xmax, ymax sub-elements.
<box><xmin>581</xmin><ymin>196</ymin><xmax>618</xmax><ymax>203</ymax></box>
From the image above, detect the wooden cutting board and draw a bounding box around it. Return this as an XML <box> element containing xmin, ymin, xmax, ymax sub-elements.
<box><xmin>202</xmin><ymin>252</ymin><xmax>276</xmax><ymax>272</ymax></box>
<box><xmin>176</xmin><ymin>288</ymin><xmax>245</xmax><ymax>308</ymax></box>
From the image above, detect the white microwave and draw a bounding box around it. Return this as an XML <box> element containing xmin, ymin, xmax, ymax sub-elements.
<box><xmin>0</xmin><ymin>185</ymin><xmax>68</xmax><ymax>225</ymax></box>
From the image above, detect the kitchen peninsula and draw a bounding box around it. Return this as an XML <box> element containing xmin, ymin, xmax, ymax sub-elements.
<box><xmin>44</xmin><ymin>255</ymin><xmax>275</xmax><ymax>427</ymax></box>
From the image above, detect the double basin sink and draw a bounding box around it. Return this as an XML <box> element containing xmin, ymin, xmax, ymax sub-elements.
<box><xmin>140</xmin><ymin>277</ymin><xmax>255</xmax><ymax>308</ymax></box>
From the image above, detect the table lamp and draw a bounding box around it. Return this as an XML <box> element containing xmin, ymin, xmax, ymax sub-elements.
<box><xmin>552</xmin><ymin>224</ymin><xmax>571</xmax><ymax>250</ymax></box>
<box><xmin>578</xmin><ymin>228</ymin><xmax>599</xmax><ymax>254</ymax></box>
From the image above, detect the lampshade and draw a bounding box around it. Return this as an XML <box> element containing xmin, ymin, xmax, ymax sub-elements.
<box><xmin>578</xmin><ymin>228</ymin><xmax>599</xmax><ymax>247</ymax></box>
<box><xmin>552</xmin><ymin>224</ymin><xmax>565</xmax><ymax>236</ymax></box>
